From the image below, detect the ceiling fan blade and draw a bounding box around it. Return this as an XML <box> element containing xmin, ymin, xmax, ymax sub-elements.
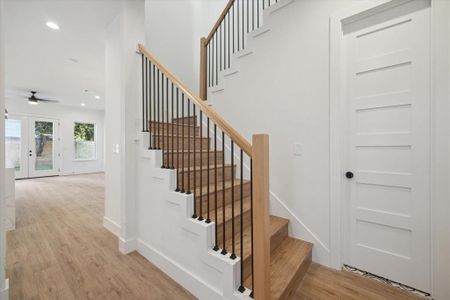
<box><xmin>36</xmin><ymin>98</ymin><xmax>60</xmax><ymax>103</ymax></box>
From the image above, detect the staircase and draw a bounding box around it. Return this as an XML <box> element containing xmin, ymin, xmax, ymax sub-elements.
<box><xmin>152</xmin><ymin>114</ymin><xmax>313</xmax><ymax>299</ymax></box>
<box><xmin>137</xmin><ymin>1</ymin><xmax>312</xmax><ymax>299</ymax></box>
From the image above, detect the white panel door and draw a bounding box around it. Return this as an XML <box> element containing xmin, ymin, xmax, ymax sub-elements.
<box><xmin>344</xmin><ymin>1</ymin><xmax>431</xmax><ymax>292</ymax></box>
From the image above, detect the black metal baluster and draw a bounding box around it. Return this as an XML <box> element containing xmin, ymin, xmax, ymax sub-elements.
<box><xmin>153</xmin><ymin>65</ymin><xmax>156</xmax><ymax>148</ymax></box>
<box><xmin>175</xmin><ymin>88</ymin><xmax>180</xmax><ymax>192</ymax></box>
<box><xmin>166</xmin><ymin>77</ymin><xmax>169</xmax><ymax>168</ymax></box>
<box><xmin>192</xmin><ymin>103</ymin><xmax>196</xmax><ymax>218</ymax></box>
<box><xmin>247</xmin><ymin>0</ymin><xmax>249</xmax><ymax>33</ymax></box>
<box><xmin>157</xmin><ymin>69</ymin><xmax>160</xmax><ymax>149</ymax></box>
<box><xmin>221</xmin><ymin>131</ymin><xmax>227</xmax><ymax>255</ymax></box>
<box><xmin>181</xmin><ymin>93</ymin><xmax>185</xmax><ymax>193</ymax></box>
<box><xmin>199</xmin><ymin>112</ymin><xmax>203</xmax><ymax>221</ymax></box>
<box><xmin>142</xmin><ymin>55</ymin><xmax>145</xmax><ymax>132</ymax></box>
<box><xmin>207</xmin><ymin>42</ymin><xmax>212</xmax><ymax>87</ymax></box>
<box><xmin>213</xmin><ymin>124</ymin><xmax>219</xmax><ymax>251</ymax></box>
<box><xmin>171</xmin><ymin>83</ymin><xmax>174</xmax><ymax>168</ymax></box>
<box><xmin>215</xmin><ymin>33</ymin><xmax>218</xmax><ymax>85</ymax></box>
<box><xmin>206</xmin><ymin>118</ymin><xmax>210</xmax><ymax>223</ymax></box>
<box><xmin>257</xmin><ymin>0</ymin><xmax>260</xmax><ymax>28</ymax></box>
<box><xmin>159</xmin><ymin>72</ymin><xmax>166</xmax><ymax>168</ymax></box>
<box><xmin>145</xmin><ymin>59</ymin><xmax>149</xmax><ymax>133</ymax></box>
<box><xmin>187</xmin><ymin>99</ymin><xmax>191</xmax><ymax>194</ymax></box>
<box><xmin>193</xmin><ymin>106</ymin><xmax>196</xmax><ymax>198</ymax></box>
<box><xmin>238</xmin><ymin>150</ymin><xmax>245</xmax><ymax>293</ymax></box>
<box><xmin>148</xmin><ymin>60</ymin><xmax>152</xmax><ymax>148</ymax></box>
<box><xmin>253</xmin><ymin>0</ymin><xmax>255</xmax><ymax>31</ymax></box>
<box><xmin>219</xmin><ymin>24</ymin><xmax>222</xmax><ymax>72</ymax></box>
<box><xmin>242</xmin><ymin>0</ymin><xmax>245</xmax><ymax>48</ymax></box>
<box><xmin>228</xmin><ymin>12</ymin><xmax>230</xmax><ymax>68</ymax></box>
<box><xmin>233</xmin><ymin>2</ymin><xmax>235</xmax><ymax>53</ymax></box>
<box><xmin>230</xmin><ymin>141</ymin><xmax>236</xmax><ymax>260</ymax></box>
<box><xmin>237</xmin><ymin>0</ymin><xmax>240</xmax><ymax>51</ymax></box>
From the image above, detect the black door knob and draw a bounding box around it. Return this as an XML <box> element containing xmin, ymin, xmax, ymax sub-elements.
<box><xmin>345</xmin><ymin>171</ymin><xmax>354</xmax><ymax>179</ymax></box>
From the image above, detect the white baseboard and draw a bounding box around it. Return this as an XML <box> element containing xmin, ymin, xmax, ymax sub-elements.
<box><xmin>0</xmin><ymin>279</ymin><xmax>9</xmax><ymax>300</ymax></box>
<box><xmin>61</xmin><ymin>171</ymin><xmax>105</xmax><ymax>176</ymax></box>
<box><xmin>137</xmin><ymin>239</ymin><xmax>227</xmax><ymax>300</ymax></box>
<box><xmin>103</xmin><ymin>216</ymin><xmax>121</xmax><ymax>237</ymax></box>
<box><xmin>119</xmin><ymin>237</ymin><xmax>137</xmax><ymax>254</ymax></box>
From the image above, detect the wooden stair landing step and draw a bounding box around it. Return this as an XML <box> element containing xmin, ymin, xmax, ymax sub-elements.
<box><xmin>244</xmin><ymin>236</ymin><xmax>313</xmax><ymax>300</ymax></box>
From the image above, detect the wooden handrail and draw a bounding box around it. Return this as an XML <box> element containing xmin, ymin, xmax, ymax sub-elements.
<box><xmin>138</xmin><ymin>43</ymin><xmax>252</xmax><ymax>156</ymax></box>
<box><xmin>205</xmin><ymin>0</ymin><xmax>235</xmax><ymax>44</ymax></box>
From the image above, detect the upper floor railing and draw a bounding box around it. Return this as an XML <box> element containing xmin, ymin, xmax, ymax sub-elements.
<box><xmin>200</xmin><ymin>0</ymin><xmax>280</xmax><ymax>100</ymax></box>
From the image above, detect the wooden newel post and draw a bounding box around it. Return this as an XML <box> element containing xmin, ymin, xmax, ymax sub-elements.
<box><xmin>199</xmin><ymin>37</ymin><xmax>208</xmax><ymax>101</ymax></box>
<box><xmin>252</xmin><ymin>134</ymin><xmax>271</xmax><ymax>300</ymax></box>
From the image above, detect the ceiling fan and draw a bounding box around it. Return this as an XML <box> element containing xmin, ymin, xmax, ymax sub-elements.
<box><xmin>27</xmin><ymin>91</ymin><xmax>59</xmax><ymax>105</ymax></box>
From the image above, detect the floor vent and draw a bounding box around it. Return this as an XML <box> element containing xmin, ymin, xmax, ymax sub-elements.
<box><xmin>342</xmin><ymin>265</ymin><xmax>432</xmax><ymax>299</ymax></box>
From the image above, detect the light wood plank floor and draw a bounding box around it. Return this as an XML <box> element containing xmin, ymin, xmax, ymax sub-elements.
<box><xmin>6</xmin><ymin>174</ymin><xmax>422</xmax><ymax>300</ymax></box>
<box><xmin>293</xmin><ymin>263</ymin><xmax>423</xmax><ymax>300</ymax></box>
<box><xmin>6</xmin><ymin>174</ymin><xmax>195</xmax><ymax>300</ymax></box>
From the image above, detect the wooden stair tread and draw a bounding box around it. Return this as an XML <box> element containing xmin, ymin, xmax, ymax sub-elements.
<box><xmin>165</xmin><ymin>149</ymin><xmax>222</xmax><ymax>154</ymax></box>
<box><xmin>225</xmin><ymin>215</ymin><xmax>289</xmax><ymax>259</ymax></box>
<box><xmin>154</xmin><ymin>134</ymin><xmax>206</xmax><ymax>138</ymax></box>
<box><xmin>213</xmin><ymin>197</ymin><xmax>251</xmax><ymax>226</ymax></box>
<box><xmin>244</xmin><ymin>237</ymin><xmax>313</xmax><ymax>300</ymax></box>
<box><xmin>150</xmin><ymin>121</ymin><xmax>198</xmax><ymax>128</ymax></box>
<box><xmin>172</xmin><ymin>116</ymin><xmax>197</xmax><ymax>120</ymax></box>
<box><xmin>178</xmin><ymin>164</ymin><xmax>233</xmax><ymax>173</ymax></box>
<box><xmin>194</xmin><ymin>179</ymin><xmax>249</xmax><ymax>196</ymax></box>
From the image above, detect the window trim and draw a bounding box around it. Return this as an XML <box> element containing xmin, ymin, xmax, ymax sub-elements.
<box><xmin>73</xmin><ymin>121</ymin><xmax>97</xmax><ymax>161</ymax></box>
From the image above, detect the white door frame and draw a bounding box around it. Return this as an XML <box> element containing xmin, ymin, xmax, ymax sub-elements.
<box><xmin>6</xmin><ymin>113</ymin><xmax>61</xmax><ymax>178</ymax></box>
<box><xmin>329</xmin><ymin>0</ymin><xmax>450</xmax><ymax>298</ymax></box>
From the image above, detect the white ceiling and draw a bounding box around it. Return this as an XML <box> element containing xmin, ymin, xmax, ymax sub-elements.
<box><xmin>4</xmin><ymin>0</ymin><xmax>121</xmax><ymax>110</ymax></box>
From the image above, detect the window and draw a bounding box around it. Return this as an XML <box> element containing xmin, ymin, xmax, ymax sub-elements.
<box><xmin>5</xmin><ymin>119</ymin><xmax>22</xmax><ymax>170</ymax></box>
<box><xmin>74</xmin><ymin>122</ymin><xmax>96</xmax><ymax>160</ymax></box>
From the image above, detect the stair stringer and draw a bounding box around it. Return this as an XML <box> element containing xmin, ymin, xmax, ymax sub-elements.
<box><xmin>136</xmin><ymin>132</ymin><xmax>252</xmax><ymax>300</ymax></box>
<box><xmin>208</xmin><ymin>0</ymin><xmax>295</xmax><ymax>103</ymax></box>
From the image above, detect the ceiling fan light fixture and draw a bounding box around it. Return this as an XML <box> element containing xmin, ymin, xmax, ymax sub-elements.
<box><xmin>28</xmin><ymin>99</ymin><xmax>38</xmax><ymax>105</ymax></box>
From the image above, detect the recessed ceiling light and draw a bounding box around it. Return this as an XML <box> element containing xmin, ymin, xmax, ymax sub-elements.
<box><xmin>95</xmin><ymin>95</ymin><xmax>100</xmax><ymax>99</ymax></box>
<box><xmin>81</xmin><ymin>103</ymin><xmax>86</xmax><ymax>107</ymax></box>
<box><xmin>46</xmin><ymin>21</ymin><xmax>60</xmax><ymax>30</ymax></box>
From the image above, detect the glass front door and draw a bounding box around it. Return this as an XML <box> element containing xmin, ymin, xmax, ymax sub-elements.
<box><xmin>5</xmin><ymin>116</ymin><xmax>59</xmax><ymax>178</ymax></box>
<box><xmin>29</xmin><ymin>118</ymin><xmax>59</xmax><ymax>177</ymax></box>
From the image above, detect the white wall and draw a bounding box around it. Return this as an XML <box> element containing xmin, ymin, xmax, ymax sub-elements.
<box><xmin>209</xmin><ymin>0</ymin><xmax>359</xmax><ymax>266</ymax></box>
<box><xmin>104</xmin><ymin>15</ymin><xmax>123</xmax><ymax>234</ymax></box>
<box><xmin>104</xmin><ymin>0</ymin><xmax>145</xmax><ymax>240</ymax></box>
<box><xmin>0</xmin><ymin>0</ymin><xmax>8</xmax><ymax>297</ymax></box>
<box><xmin>145</xmin><ymin>0</ymin><xmax>227</xmax><ymax>94</ymax></box>
<box><xmin>5</xmin><ymin>100</ymin><xmax>104</xmax><ymax>176</ymax></box>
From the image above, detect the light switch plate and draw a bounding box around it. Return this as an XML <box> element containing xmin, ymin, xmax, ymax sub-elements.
<box><xmin>293</xmin><ymin>143</ymin><xmax>302</xmax><ymax>156</ymax></box>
